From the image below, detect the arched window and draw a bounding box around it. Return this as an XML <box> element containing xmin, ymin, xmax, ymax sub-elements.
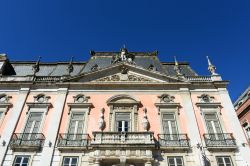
<box><xmin>107</xmin><ymin>94</ymin><xmax>140</xmax><ymax>132</ymax></box>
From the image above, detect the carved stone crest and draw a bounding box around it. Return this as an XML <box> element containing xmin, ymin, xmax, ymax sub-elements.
<box><xmin>0</xmin><ymin>94</ymin><xmax>11</xmax><ymax>103</ymax></box>
<box><xmin>34</xmin><ymin>94</ymin><xmax>50</xmax><ymax>103</ymax></box>
<box><xmin>198</xmin><ymin>94</ymin><xmax>214</xmax><ymax>103</ymax></box>
<box><xmin>73</xmin><ymin>94</ymin><xmax>90</xmax><ymax>103</ymax></box>
<box><xmin>158</xmin><ymin>94</ymin><xmax>175</xmax><ymax>103</ymax></box>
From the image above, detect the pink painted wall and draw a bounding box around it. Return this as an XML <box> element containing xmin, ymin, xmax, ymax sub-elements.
<box><xmin>190</xmin><ymin>93</ymin><xmax>233</xmax><ymax>140</ymax></box>
<box><xmin>14</xmin><ymin>93</ymin><xmax>56</xmax><ymax>136</ymax></box>
<box><xmin>0</xmin><ymin>93</ymin><xmax>18</xmax><ymax>135</ymax></box>
<box><xmin>58</xmin><ymin>93</ymin><xmax>189</xmax><ymax>138</ymax></box>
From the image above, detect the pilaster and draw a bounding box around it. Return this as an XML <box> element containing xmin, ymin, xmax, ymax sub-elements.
<box><xmin>0</xmin><ymin>88</ymin><xmax>30</xmax><ymax>165</ymax></box>
<box><xmin>179</xmin><ymin>88</ymin><xmax>203</xmax><ymax>166</ymax></box>
<box><xmin>38</xmin><ymin>88</ymin><xmax>68</xmax><ymax>166</ymax></box>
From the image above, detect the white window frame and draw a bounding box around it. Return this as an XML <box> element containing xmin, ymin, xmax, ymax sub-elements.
<box><xmin>66</xmin><ymin>103</ymin><xmax>92</xmax><ymax>134</ymax></box>
<box><xmin>13</xmin><ymin>155</ymin><xmax>30</xmax><ymax>166</ymax></box>
<box><xmin>166</xmin><ymin>156</ymin><xmax>185</xmax><ymax>166</ymax></box>
<box><xmin>215</xmin><ymin>156</ymin><xmax>234</xmax><ymax>166</ymax></box>
<box><xmin>11</xmin><ymin>153</ymin><xmax>35</xmax><ymax>166</ymax></box>
<box><xmin>59</xmin><ymin>154</ymin><xmax>82</xmax><ymax>166</ymax></box>
<box><xmin>115</xmin><ymin>112</ymin><xmax>131</xmax><ymax>132</ymax></box>
<box><xmin>196</xmin><ymin>102</ymin><xmax>226</xmax><ymax>135</ymax></box>
<box><xmin>21</xmin><ymin>108</ymin><xmax>47</xmax><ymax>134</ymax></box>
<box><xmin>161</xmin><ymin>111</ymin><xmax>180</xmax><ymax>134</ymax></box>
<box><xmin>107</xmin><ymin>95</ymin><xmax>140</xmax><ymax>132</ymax></box>
<box><xmin>62</xmin><ymin>156</ymin><xmax>79</xmax><ymax>166</ymax></box>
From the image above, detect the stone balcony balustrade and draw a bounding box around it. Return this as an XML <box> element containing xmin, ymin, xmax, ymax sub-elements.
<box><xmin>57</xmin><ymin>133</ymin><xmax>90</xmax><ymax>151</ymax></box>
<box><xmin>158</xmin><ymin>134</ymin><xmax>190</xmax><ymax>151</ymax></box>
<box><xmin>203</xmin><ymin>133</ymin><xmax>237</xmax><ymax>151</ymax></box>
<box><xmin>10</xmin><ymin>133</ymin><xmax>45</xmax><ymax>151</ymax></box>
<box><xmin>91</xmin><ymin>132</ymin><xmax>155</xmax><ymax>149</ymax></box>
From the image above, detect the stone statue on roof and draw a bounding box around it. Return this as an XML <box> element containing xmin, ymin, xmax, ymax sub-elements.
<box><xmin>111</xmin><ymin>47</ymin><xmax>135</xmax><ymax>65</ymax></box>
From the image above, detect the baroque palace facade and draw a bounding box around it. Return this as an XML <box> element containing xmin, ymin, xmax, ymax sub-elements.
<box><xmin>0</xmin><ymin>48</ymin><xmax>249</xmax><ymax>166</ymax></box>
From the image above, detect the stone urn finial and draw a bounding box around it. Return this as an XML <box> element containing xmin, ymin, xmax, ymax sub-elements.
<box><xmin>142</xmin><ymin>108</ymin><xmax>149</xmax><ymax>131</ymax></box>
<box><xmin>98</xmin><ymin>108</ymin><xmax>105</xmax><ymax>131</ymax></box>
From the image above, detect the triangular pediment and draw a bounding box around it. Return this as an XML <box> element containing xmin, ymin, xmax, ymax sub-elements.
<box><xmin>64</xmin><ymin>63</ymin><xmax>184</xmax><ymax>83</ymax></box>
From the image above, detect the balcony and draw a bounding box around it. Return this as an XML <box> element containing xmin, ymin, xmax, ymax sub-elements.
<box><xmin>57</xmin><ymin>133</ymin><xmax>90</xmax><ymax>151</ymax></box>
<box><xmin>91</xmin><ymin>132</ymin><xmax>155</xmax><ymax>149</ymax></box>
<box><xmin>204</xmin><ymin>133</ymin><xmax>237</xmax><ymax>151</ymax></box>
<box><xmin>158</xmin><ymin>134</ymin><xmax>190</xmax><ymax>151</ymax></box>
<box><xmin>10</xmin><ymin>133</ymin><xmax>45</xmax><ymax>151</ymax></box>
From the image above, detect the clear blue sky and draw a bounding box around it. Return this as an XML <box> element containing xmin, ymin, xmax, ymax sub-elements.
<box><xmin>0</xmin><ymin>0</ymin><xmax>249</xmax><ymax>101</ymax></box>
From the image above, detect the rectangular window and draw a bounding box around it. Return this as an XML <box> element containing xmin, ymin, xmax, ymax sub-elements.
<box><xmin>62</xmin><ymin>157</ymin><xmax>78</xmax><ymax>166</ymax></box>
<box><xmin>68</xmin><ymin>112</ymin><xmax>85</xmax><ymax>134</ymax></box>
<box><xmin>168</xmin><ymin>156</ymin><xmax>184</xmax><ymax>166</ymax></box>
<box><xmin>162</xmin><ymin>113</ymin><xmax>178</xmax><ymax>140</ymax></box>
<box><xmin>216</xmin><ymin>156</ymin><xmax>233</xmax><ymax>166</ymax></box>
<box><xmin>115</xmin><ymin>112</ymin><xmax>130</xmax><ymax>132</ymax></box>
<box><xmin>204</xmin><ymin>113</ymin><xmax>223</xmax><ymax>140</ymax></box>
<box><xmin>204</xmin><ymin>113</ymin><xmax>222</xmax><ymax>134</ymax></box>
<box><xmin>13</xmin><ymin>156</ymin><xmax>30</xmax><ymax>166</ymax></box>
<box><xmin>24</xmin><ymin>112</ymin><xmax>43</xmax><ymax>134</ymax></box>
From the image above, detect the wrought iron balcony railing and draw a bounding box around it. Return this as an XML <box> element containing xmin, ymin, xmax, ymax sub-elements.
<box><xmin>92</xmin><ymin>132</ymin><xmax>155</xmax><ymax>148</ymax></box>
<box><xmin>203</xmin><ymin>133</ymin><xmax>237</xmax><ymax>149</ymax></box>
<box><xmin>57</xmin><ymin>133</ymin><xmax>90</xmax><ymax>149</ymax></box>
<box><xmin>10</xmin><ymin>133</ymin><xmax>45</xmax><ymax>151</ymax></box>
<box><xmin>158</xmin><ymin>134</ymin><xmax>190</xmax><ymax>149</ymax></box>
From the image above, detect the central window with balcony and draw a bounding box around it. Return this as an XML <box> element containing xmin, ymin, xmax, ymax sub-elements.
<box><xmin>116</xmin><ymin>112</ymin><xmax>131</xmax><ymax>132</ymax></box>
<box><xmin>92</xmin><ymin>94</ymin><xmax>155</xmax><ymax>148</ymax></box>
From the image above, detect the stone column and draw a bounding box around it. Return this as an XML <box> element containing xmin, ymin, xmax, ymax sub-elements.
<box><xmin>0</xmin><ymin>88</ymin><xmax>30</xmax><ymax>165</ymax></box>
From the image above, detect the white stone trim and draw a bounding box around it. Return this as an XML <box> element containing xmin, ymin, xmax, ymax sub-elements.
<box><xmin>10</xmin><ymin>152</ymin><xmax>35</xmax><ymax>166</ymax></box>
<box><xmin>65</xmin><ymin>107</ymin><xmax>90</xmax><ymax>134</ymax></box>
<box><xmin>21</xmin><ymin>107</ymin><xmax>47</xmax><ymax>134</ymax></box>
<box><xmin>59</xmin><ymin>154</ymin><xmax>83</xmax><ymax>166</ymax></box>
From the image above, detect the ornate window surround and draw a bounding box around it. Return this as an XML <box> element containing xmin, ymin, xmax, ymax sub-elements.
<box><xmin>0</xmin><ymin>93</ymin><xmax>12</xmax><ymax>114</ymax></box>
<box><xmin>66</xmin><ymin>94</ymin><xmax>93</xmax><ymax>133</ymax></box>
<box><xmin>155</xmin><ymin>94</ymin><xmax>182</xmax><ymax>134</ymax></box>
<box><xmin>26</xmin><ymin>94</ymin><xmax>52</xmax><ymax>115</ymax></box>
<box><xmin>107</xmin><ymin>94</ymin><xmax>141</xmax><ymax>132</ymax></box>
<box><xmin>195</xmin><ymin>94</ymin><xmax>226</xmax><ymax>134</ymax></box>
<box><xmin>0</xmin><ymin>94</ymin><xmax>12</xmax><ymax>129</ymax></box>
<box><xmin>22</xmin><ymin>94</ymin><xmax>52</xmax><ymax>134</ymax></box>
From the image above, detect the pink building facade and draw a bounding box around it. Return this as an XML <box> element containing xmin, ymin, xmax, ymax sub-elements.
<box><xmin>0</xmin><ymin>49</ymin><xmax>249</xmax><ymax>166</ymax></box>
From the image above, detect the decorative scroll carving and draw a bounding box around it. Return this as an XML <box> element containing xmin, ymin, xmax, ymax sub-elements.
<box><xmin>198</xmin><ymin>94</ymin><xmax>215</xmax><ymax>103</ymax></box>
<box><xmin>0</xmin><ymin>94</ymin><xmax>11</xmax><ymax>103</ymax></box>
<box><xmin>158</xmin><ymin>94</ymin><xmax>175</xmax><ymax>103</ymax></box>
<box><xmin>96</xmin><ymin>74</ymin><xmax>152</xmax><ymax>82</ymax></box>
<box><xmin>34</xmin><ymin>94</ymin><xmax>50</xmax><ymax>103</ymax></box>
<box><xmin>73</xmin><ymin>94</ymin><xmax>90</xmax><ymax>103</ymax></box>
